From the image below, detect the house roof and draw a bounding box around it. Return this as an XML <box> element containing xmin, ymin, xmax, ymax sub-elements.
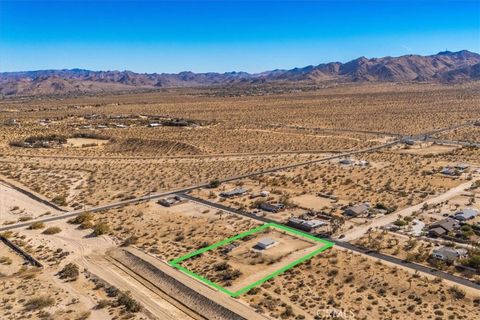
<box><xmin>220</xmin><ymin>187</ymin><xmax>247</xmax><ymax>197</ymax></box>
<box><xmin>429</xmin><ymin>227</ymin><xmax>447</xmax><ymax>235</ymax></box>
<box><xmin>430</xmin><ymin>218</ymin><xmax>459</xmax><ymax>232</ymax></box>
<box><xmin>432</xmin><ymin>247</ymin><xmax>467</xmax><ymax>260</ymax></box>
<box><xmin>344</xmin><ymin>204</ymin><xmax>370</xmax><ymax>215</ymax></box>
<box><xmin>257</xmin><ymin>238</ymin><xmax>276</xmax><ymax>247</ymax></box>
<box><xmin>289</xmin><ymin>217</ymin><xmax>326</xmax><ymax>228</ymax></box>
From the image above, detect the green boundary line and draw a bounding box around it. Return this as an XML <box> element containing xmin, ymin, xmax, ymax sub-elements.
<box><xmin>169</xmin><ymin>222</ymin><xmax>334</xmax><ymax>297</ymax></box>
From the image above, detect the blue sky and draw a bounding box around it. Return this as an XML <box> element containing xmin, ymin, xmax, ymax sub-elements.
<box><xmin>0</xmin><ymin>0</ymin><xmax>479</xmax><ymax>73</ymax></box>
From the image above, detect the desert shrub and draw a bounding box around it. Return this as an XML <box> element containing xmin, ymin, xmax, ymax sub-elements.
<box><xmin>92</xmin><ymin>223</ymin><xmax>110</xmax><ymax>236</ymax></box>
<box><xmin>213</xmin><ymin>262</ymin><xmax>229</xmax><ymax>271</ymax></box>
<box><xmin>71</xmin><ymin>132</ymin><xmax>110</xmax><ymax>140</ymax></box>
<box><xmin>117</xmin><ymin>291</ymin><xmax>141</xmax><ymax>312</ymax></box>
<box><xmin>58</xmin><ymin>263</ymin><xmax>79</xmax><ymax>280</ymax></box>
<box><xmin>122</xmin><ymin>235</ymin><xmax>139</xmax><ymax>247</ymax></box>
<box><xmin>75</xmin><ymin>311</ymin><xmax>91</xmax><ymax>320</ymax></box>
<box><xmin>68</xmin><ymin>212</ymin><xmax>93</xmax><ymax>225</ymax></box>
<box><xmin>51</xmin><ymin>195</ymin><xmax>67</xmax><ymax>206</ymax></box>
<box><xmin>43</xmin><ymin>227</ymin><xmax>62</xmax><ymax>235</ymax></box>
<box><xmin>0</xmin><ymin>231</ymin><xmax>13</xmax><ymax>238</ymax></box>
<box><xmin>24</xmin><ymin>296</ymin><xmax>55</xmax><ymax>310</ymax></box>
<box><xmin>460</xmin><ymin>254</ymin><xmax>480</xmax><ymax>270</ymax></box>
<box><xmin>106</xmin><ymin>286</ymin><xmax>119</xmax><ymax>297</ymax></box>
<box><xmin>28</xmin><ymin>221</ymin><xmax>45</xmax><ymax>230</ymax></box>
<box><xmin>96</xmin><ymin>299</ymin><xmax>111</xmax><ymax>309</ymax></box>
<box><xmin>79</xmin><ymin>220</ymin><xmax>95</xmax><ymax>230</ymax></box>
<box><xmin>448</xmin><ymin>286</ymin><xmax>466</xmax><ymax>299</ymax></box>
<box><xmin>207</xmin><ymin>179</ymin><xmax>221</xmax><ymax>188</ymax></box>
<box><xmin>0</xmin><ymin>256</ymin><xmax>12</xmax><ymax>265</ymax></box>
<box><xmin>95</xmin><ymin>299</ymin><xmax>111</xmax><ymax>309</ymax></box>
<box><xmin>24</xmin><ymin>134</ymin><xmax>67</xmax><ymax>144</ymax></box>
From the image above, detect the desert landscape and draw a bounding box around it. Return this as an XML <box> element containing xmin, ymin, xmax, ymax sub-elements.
<box><xmin>1</xmin><ymin>1</ymin><xmax>480</xmax><ymax>318</ymax></box>
<box><xmin>0</xmin><ymin>78</ymin><xmax>479</xmax><ymax>320</ymax></box>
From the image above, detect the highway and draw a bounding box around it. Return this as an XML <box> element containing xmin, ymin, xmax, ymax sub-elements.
<box><xmin>178</xmin><ymin>193</ymin><xmax>480</xmax><ymax>291</ymax></box>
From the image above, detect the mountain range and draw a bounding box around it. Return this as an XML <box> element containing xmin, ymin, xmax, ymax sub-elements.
<box><xmin>1</xmin><ymin>50</ymin><xmax>479</xmax><ymax>97</ymax></box>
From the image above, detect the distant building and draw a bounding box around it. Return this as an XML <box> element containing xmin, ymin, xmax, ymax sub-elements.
<box><xmin>5</xmin><ymin>119</ymin><xmax>18</xmax><ymax>126</ymax></box>
<box><xmin>158</xmin><ymin>195</ymin><xmax>182</xmax><ymax>207</ymax></box>
<box><xmin>343</xmin><ymin>203</ymin><xmax>370</xmax><ymax>217</ymax></box>
<box><xmin>339</xmin><ymin>159</ymin><xmax>354</xmax><ymax>165</ymax></box>
<box><xmin>220</xmin><ymin>187</ymin><xmax>247</xmax><ymax>198</ymax></box>
<box><xmin>287</xmin><ymin>217</ymin><xmax>326</xmax><ymax>232</ymax></box>
<box><xmin>440</xmin><ymin>167</ymin><xmax>458</xmax><ymax>176</ymax></box>
<box><xmin>259</xmin><ymin>202</ymin><xmax>283</xmax><ymax>213</ymax></box>
<box><xmin>431</xmin><ymin>247</ymin><xmax>467</xmax><ymax>262</ymax></box>
<box><xmin>357</xmin><ymin>160</ymin><xmax>369</xmax><ymax>167</ymax></box>
<box><xmin>428</xmin><ymin>218</ymin><xmax>460</xmax><ymax>237</ymax></box>
<box><xmin>454</xmin><ymin>208</ymin><xmax>479</xmax><ymax>221</ymax></box>
<box><xmin>255</xmin><ymin>238</ymin><xmax>277</xmax><ymax>250</ymax></box>
<box><xmin>260</xmin><ymin>191</ymin><xmax>270</xmax><ymax>197</ymax></box>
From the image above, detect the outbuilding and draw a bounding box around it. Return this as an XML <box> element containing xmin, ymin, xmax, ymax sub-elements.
<box><xmin>220</xmin><ymin>187</ymin><xmax>247</xmax><ymax>198</ymax></box>
<box><xmin>255</xmin><ymin>238</ymin><xmax>277</xmax><ymax>250</ymax></box>
<box><xmin>288</xmin><ymin>217</ymin><xmax>326</xmax><ymax>232</ymax></box>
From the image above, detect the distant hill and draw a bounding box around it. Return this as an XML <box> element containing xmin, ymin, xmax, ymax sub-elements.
<box><xmin>1</xmin><ymin>50</ymin><xmax>479</xmax><ymax>97</ymax></box>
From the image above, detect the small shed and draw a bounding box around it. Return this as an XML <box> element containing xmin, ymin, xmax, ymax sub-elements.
<box><xmin>256</xmin><ymin>238</ymin><xmax>277</xmax><ymax>250</ymax></box>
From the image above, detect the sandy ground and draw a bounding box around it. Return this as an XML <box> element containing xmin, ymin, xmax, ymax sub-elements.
<box><xmin>291</xmin><ymin>194</ymin><xmax>333</xmax><ymax>210</ymax></box>
<box><xmin>66</xmin><ymin>138</ymin><xmax>109</xmax><ymax>147</ymax></box>
<box><xmin>166</xmin><ymin>201</ymin><xmax>223</xmax><ymax>220</ymax></box>
<box><xmin>0</xmin><ymin>242</ymin><xmax>25</xmax><ymax>275</ymax></box>
<box><xmin>0</xmin><ymin>181</ymin><xmax>61</xmax><ymax>223</ymax></box>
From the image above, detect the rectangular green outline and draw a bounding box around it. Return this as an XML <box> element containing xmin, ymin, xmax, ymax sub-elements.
<box><xmin>169</xmin><ymin>222</ymin><xmax>334</xmax><ymax>297</ymax></box>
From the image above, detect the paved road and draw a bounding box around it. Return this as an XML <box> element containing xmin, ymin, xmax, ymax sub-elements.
<box><xmin>179</xmin><ymin>193</ymin><xmax>480</xmax><ymax>292</ymax></box>
<box><xmin>0</xmin><ymin>140</ymin><xmax>399</xmax><ymax>232</ymax></box>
